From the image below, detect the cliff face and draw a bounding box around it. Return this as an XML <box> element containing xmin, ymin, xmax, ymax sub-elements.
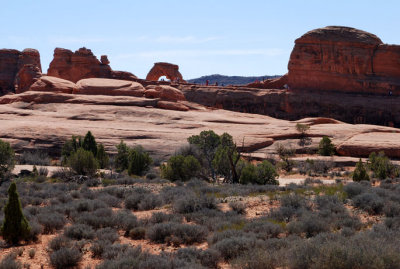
<box><xmin>0</xmin><ymin>49</ymin><xmax>41</xmax><ymax>94</ymax></box>
<box><xmin>288</xmin><ymin>26</ymin><xmax>400</xmax><ymax>95</ymax></box>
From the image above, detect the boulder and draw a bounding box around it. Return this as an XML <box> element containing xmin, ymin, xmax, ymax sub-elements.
<box><xmin>156</xmin><ymin>101</ymin><xmax>189</xmax><ymax>111</ymax></box>
<box><xmin>146</xmin><ymin>62</ymin><xmax>185</xmax><ymax>82</ymax></box>
<box><xmin>30</xmin><ymin>76</ymin><xmax>76</xmax><ymax>94</ymax></box>
<box><xmin>288</xmin><ymin>26</ymin><xmax>400</xmax><ymax>95</ymax></box>
<box><xmin>73</xmin><ymin>78</ymin><xmax>145</xmax><ymax>97</ymax></box>
<box><xmin>145</xmin><ymin>85</ymin><xmax>186</xmax><ymax>102</ymax></box>
<box><xmin>111</xmin><ymin>70</ymin><xmax>138</xmax><ymax>81</ymax></box>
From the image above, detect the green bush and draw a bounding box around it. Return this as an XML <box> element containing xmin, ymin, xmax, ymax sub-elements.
<box><xmin>114</xmin><ymin>140</ymin><xmax>130</xmax><ymax>172</ymax></box>
<box><xmin>1</xmin><ymin>182</ymin><xmax>31</xmax><ymax>245</ymax></box>
<box><xmin>82</xmin><ymin>131</ymin><xmax>97</xmax><ymax>156</ymax></box>
<box><xmin>68</xmin><ymin>148</ymin><xmax>99</xmax><ymax>176</ymax></box>
<box><xmin>318</xmin><ymin>136</ymin><xmax>335</xmax><ymax>156</ymax></box>
<box><xmin>96</xmin><ymin>144</ymin><xmax>109</xmax><ymax>169</ymax></box>
<box><xmin>0</xmin><ymin>139</ymin><xmax>15</xmax><ymax>179</ymax></box>
<box><xmin>353</xmin><ymin>159</ymin><xmax>369</xmax><ymax>182</ymax></box>
<box><xmin>161</xmin><ymin>155</ymin><xmax>201</xmax><ymax>181</ymax></box>
<box><xmin>128</xmin><ymin>146</ymin><xmax>152</xmax><ymax>176</ymax></box>
<box><xmin>239</xmin><ymin>161</ymin><xmax>278</xmax><ymax>185</ymax></box>
<box><xmin>368</xmin><ymin>151</ymin><xmax>397</xmax><ymax>179</ymax></box>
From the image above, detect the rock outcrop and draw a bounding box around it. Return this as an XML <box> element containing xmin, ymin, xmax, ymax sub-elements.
<box><xmin>146</xmin><ymin>62</ymin><xmax>185</xmax><ymax>82</ymax></box>
<box><xmin>47</xmin><ymin>47</ymin><xmax>113</xmax><ymax>83</ymax></box>
<box><xmin>14</xmin><ymin>64</ymin><xmax>42</xmax><ymax>93</ymax></box>
<box><xmin>73</xmin><ymin>78</ymin><xmax>145</xmax><ymax>97</ymax></box>
<box><xmin>145</xmin><ymin>85</ymin><xmax>186</xmax><ymax>102</ymax></box>
<box><xmin>0</xmin><ymin>48</ymin><xmax>41</xmax><ymax>95</ymax></box>
<box><xmin>247</xmin><ymin>74</ymin><xmax>288</xmax><ymax>89</ymax></box>
<box><xmin>288</xmin><ymin>26</ymin><xmax>400</xmax><ymax>95</ymax></box>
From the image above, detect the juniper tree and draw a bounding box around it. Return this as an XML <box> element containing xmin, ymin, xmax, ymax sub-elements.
<box><xmin>1</xmin><ymin>182</ymin><xmax>31</xmax><ymax>245</ymax></box>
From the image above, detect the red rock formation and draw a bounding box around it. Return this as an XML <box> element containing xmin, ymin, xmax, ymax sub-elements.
<box><xmin>14</xmin><ymin>64</ymin><xmax>42</xmax><ymax>93</ymax></box>
<box><xmin>146</xmin><ymin>62</ymin><xmax>185</xmax><ymax>82</ymax></box>
<box><xmin>47</xmin><ymin>47</ymin><xmax>113</xmax><ymax>82</ymax></box>
<box><xmin>156</xmin><ymin>101</ymin><xmax>189</xmax><ymax>111</ymax></box>
<box><xmin>288</xmin><ymin>26</ymin><xmax>400</xmax><ymax>95</ymax></box>
<box><xmin>247</xmin><ymin>74</ymin><xmax>288</xmax><ymax>89</ymax></box>
<box><xmin>0</xmin><ymin>48</ymin><xmax>41</xmax><ymax>95</ymax></box>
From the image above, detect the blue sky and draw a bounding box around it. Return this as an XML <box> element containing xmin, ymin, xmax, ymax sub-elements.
<box><xmin>1</xmin><ymin>0</ymin><xmax>399</xmax><ymax>79</ymax></box>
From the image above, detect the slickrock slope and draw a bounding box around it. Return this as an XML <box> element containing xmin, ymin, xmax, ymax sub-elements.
<box><xmin>0</xmin><ymin>92</ymin><xmax>399</xmax><ymax>159</ymax></box>
<box><xmin>288</xmin><ymin>26</ymin><xmax>400</xmax><ymax>95</ymax></box>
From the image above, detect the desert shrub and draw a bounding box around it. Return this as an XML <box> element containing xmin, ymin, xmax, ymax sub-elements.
<box><xmin>368</xmin><ymin>151</ymin><xmax>398</xmax><ymax>179</ymax></box>
<box><xmin>124</xmin><ymin>193</ymin><xmax>143</xmax><ymax>210</ymax></box>
<box><xmin>37</xmin><ymin>211</ymin><xmax>65</xmax><ymax>233</ymax></box>
<box><xmin>232</xmin><ymin>249</ymin><xmax>281</xmax><ymax>269</ymax></box>
<box><xmin>160</xmin><ymin>186</ymin><xmax>188</xmax><ymax>204</ymax></box>
<box><xmin>20</xmin><ymin>151</ymin><xmax>50</xmax><ymax>166</ymax></box>
<box><xmin>173</xmin><ymin>195</ymin><xmax>217</xmax><ymax>214</ymax></box>
<box><xmin>344</xmin><ymin>182</ymin><xmax>367</xmax><ymax>198</ymax></box>
<box><xmin>149</xmin><ymin>212</ymin><xmax>182</xmax><ymax>224</ymax></box>
<box><xmin>243</xmin><ymin>220</ymin><xmax>283</xmax><ymax>239</ymax></box>
<box><xmin>50</xmin><ymin>247</ymin><xmax>82</xmax><ymax>269</ymax></box>
<box><xmin>175</xmin><ymin>247</ymin><xmax>221</xmax><ymax>269</ymax></box>
<box><xmin>75</xmin><ymin>208</ymin><xmax>116</xmax><ymax>229</ymax></box>
<box><xmin>212</xmin><ymin>236</ymin><xmax>257</xmax><ymax>261</ymax></box>
<box><xmin>229</xmin><ymin>201</ymin><xmax>246</xmax><ymax>214</ymax></box>
<box><xmin>239</xmin><ymin>161</ymin><xmax>278</xmax><ymax>185</ymax></box>
<box><xmin>352</xmin><ymin>192</ymin><xmax>384</xmax><ymax>215</ymax></box>
<box><xmin>96</xmin><ymin>227</ymin><xmax>119</xmax><ymax>243</ymax></box>
<box><xmin>28</xmin><ymin>249</ymin><xmax>35</xmax><ymax>259</ymax></box>
<box><xmin>353</xmin><ymin>159</ymin><xmax>370</xmax><ymax>181</ymax></box>
<box><xmin>114</xmin><ymin>210</ymin><xmax>138</xmax><ymax>232</ymax></box>
<box><xmin>90</xmin><ymin>240</ymin><xmax>110</xmax><ymax>258</ymax></box>
<box><xmin>102</xmin><ymin>243</ymin><xmax>130</xmax><ymax>260</ymax></box>
<box><xmin>275</xmin><ymin>143</ymin><xmax>295</xmax><ymax>172</ymax></box>
<box><xmin>68</xmin><ymin>148</ymin><xmax>99</xmax><ymax>176</ymax></box>
<box><xmin>64</xmin><ymin>223</ymin><xmax>95</xmax><ymax>240</ymax></box>
<box><xmin>97</xmin><ymin>193</ymin><xmax>121</xmax><ymax>208</ymax></box>
<box><xmin>1</xmin><ymin>182</ymin><xmax>31</xmax><ymax>244</ymax></box>
<box><xmin>318</xmin><ymin>136</ymin><xmax>335</xmax><ymax>156</ymax></box>
<box><xmin>200</xmin><ymin>248</ymin><xmax>221</xmax><ymax>268</ymax></box>
<box><xmin>147</xmin><ymin>222</ymin><xmax>207</xmax><ymax>244</ymax></box>
<box><xmin>96</xmin><ymin>143</ymin><xmax>109</xmax><ymax>169</ymax></box>
<box><xmin>48</xmin><ymin>235</ymin><xmax>72</xmax><ymax>251</ymax></box>
<box><xmin>315</xmin><ymin>195</ymin><xmax>345</xmax><ymax>214</ymax></box>
<box><xmin>129</xmin><ymin>227</ymin><xmax>146</xmax><ymax>240</ymax></box>
<box><xmin>128</xmin><ymin>146</ymin><xmax>152</xmax><ymax>176</ymax></box>
<box><xmin>0</xmin><ymin>139</ymin><xmax>15</xmax><ymax>180</ymax></box>
<box><xmin>138</xmin><ymin>193</ymin><xmax>163</xmax><ymax>211</ymax></box>
<box><xmin>383</xmin><ymin>201</ymin><xmax>400</xmax><ymax>217</ymax></box>
<box><xmin>38</xmin><ymin>167</ymin><xmax>49</xmax><ymax>177</ymax></box>
<box><xmin>114</xmin><ymin>140</ymin><xmax>130</xmax><ymax>172</ymax></box>
<box><xmin>161</xmin><ymin>155</ymin><xmax>201</xmax><ymax>181</ymax></box>
<box><xmin>0</xmin><ymin>253</ymin><xmax>21</xmax><ymax>269</ymax></box>
<box><xmin>287</xmin><ymin>213</ymin><xmax>330</xmax><ymax>237</ymax></box>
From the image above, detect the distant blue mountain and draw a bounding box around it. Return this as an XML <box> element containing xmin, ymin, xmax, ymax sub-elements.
<box><xmin>187</xmin><ymin>74</ymin><xmax>281</xmax><ymax>86</ymax></box>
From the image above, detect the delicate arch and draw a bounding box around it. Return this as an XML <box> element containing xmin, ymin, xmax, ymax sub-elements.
<box><xmin>146</xmin><ymin>62</ymin><xmax>185</xmax><ymax>82</ymax></box>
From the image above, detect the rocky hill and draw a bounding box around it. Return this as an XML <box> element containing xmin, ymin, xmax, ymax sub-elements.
<box><xmin>187</xmin><ymin>74</ymin><xmax>280</xmax><ymax>85</ymax></box>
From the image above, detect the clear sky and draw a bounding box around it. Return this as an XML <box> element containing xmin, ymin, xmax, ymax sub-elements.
<box><xmin>1</xmin><ymin>0</ymin><xmax>399</xmax><ymax>79</ymax></box>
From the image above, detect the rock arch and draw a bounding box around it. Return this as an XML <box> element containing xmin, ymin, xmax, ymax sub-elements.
<box><xmin>146</xmin><ymin>62</ymin><xmax>185</xmax><ymax>82</ymax></box>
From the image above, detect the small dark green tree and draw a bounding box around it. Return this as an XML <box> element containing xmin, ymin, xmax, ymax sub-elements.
<box><xmin>96</xmin><ymin>144</ymin><xmax>109</xmax><ymax>169</ymax></box>
<box><xmin>188</xmin><ymin>130</ymin><xmax>221</xmax><ymax>181</ymax></box>
<box><xmin>115</xmin><ymin>140</ymin><xmax>130</xmax><ymax>172</ymax></box>
<box><xmin>161</xmin><ymin>155</ymin><xmax>201</xmax><ymax>181</ymax></box>
<box><xmin>353</xmin><ymin>159</ymin><xmax>369</xmax><ymax>182</ymax></box>
<box><xmin>68</xmin><ymin>148</ymin><xmax>99</xmax><ymax>176</ymax></box>
<box><xmin>318</xmin><ymin>136</ymin><xmax>335</xmax><ymax>156</ymax></box>
<box><xmin>1</xmin><ymin>182</ymin><xmax>31</xmax><ymax>245</ymax></box>
<box><xmin>212</xmin><ymin>133</ymin><xmax>241</xmax><ymax>183</ymax></box>
<box><xmin>128</xmin><ymin>146</ymin><xmax>152</xmax><ymax>176</ymax></box>
<box><xmin>0</xmin><ymin>139</ymin><xmax>15</xmax><ymax>180</ymax></box>
<box><xmin>296</xmin><ymin>123</ymin><xmax>311</xmax><ymax>147</ymax></box>
<box><xmin>61</xmin><ymin>135</ymin><xmax>82</xmax><ymax>164</ymax></box>
<box><xmin>82</xmin><ymin>131</ymin><xmax>97</xmax><ymax>157</ymax></box>
<box><xmin>368</xmin><ymin>151</ymin><xmax>397</xmax><ymax>179</ymax></box>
